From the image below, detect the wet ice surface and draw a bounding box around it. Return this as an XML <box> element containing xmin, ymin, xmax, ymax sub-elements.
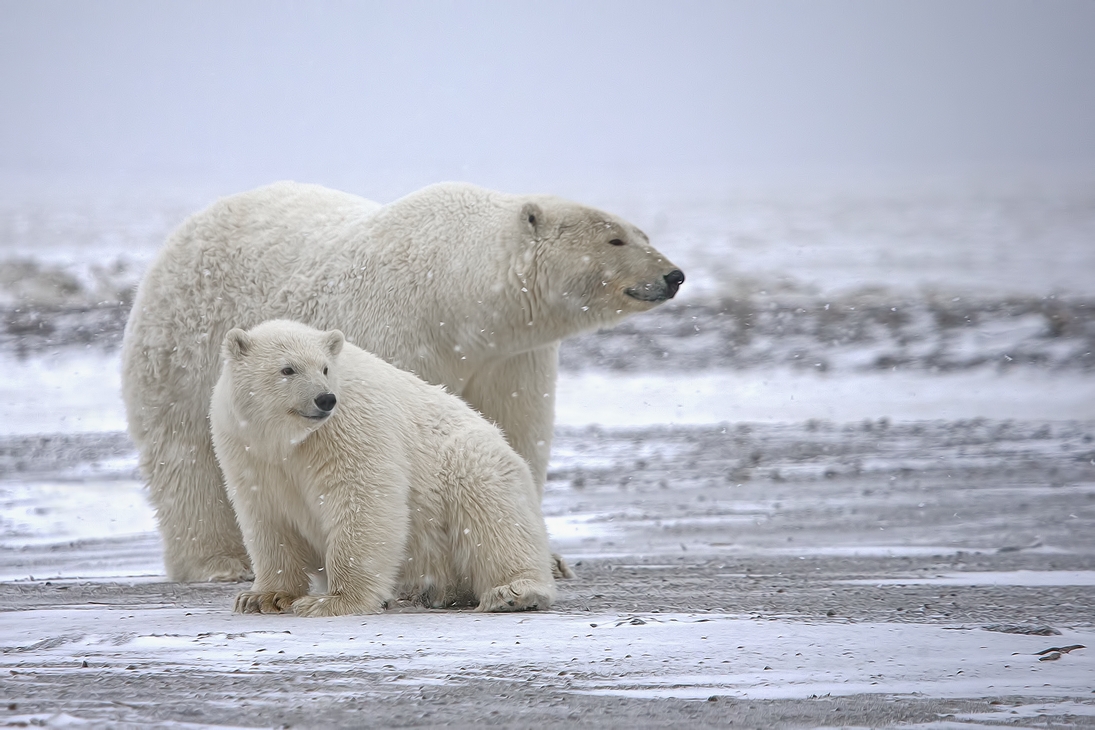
<box><xmin>2</xmin><ymin>184</ymin><xmax>1094</xmax><ymax>727</ymax></box>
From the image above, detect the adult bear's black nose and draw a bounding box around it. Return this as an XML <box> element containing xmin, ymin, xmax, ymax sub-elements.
<box><xmin>664</xmin><ymin>269</ymin><xmax>685</xmax><ymax>299</ymax></box>
<box><xmin>314</xmin><ymin>393</ymin><xmax>337</xmax><ymax>412</ymax></box>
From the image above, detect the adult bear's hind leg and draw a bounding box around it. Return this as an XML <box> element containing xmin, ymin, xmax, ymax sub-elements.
<box><xmin>444</xmin><ymin>435</ymin><xmax>556</xmax><ymax>612</ymax></box>
<box><xmin>141</xmin><ymin>426</ymin><xmax>252</xmax><ymax>582</ymax></box>
<box><xmin>461</xmin><ymin>345</ymin><xmax>574</xmax><ymax>579</ymax></box>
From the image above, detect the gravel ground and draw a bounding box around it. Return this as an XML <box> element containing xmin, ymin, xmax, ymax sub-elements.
<box><xmin>2</xmin><ymin>418</ymin><xmax>1093</xmax><ymax>728</ymax></box>
<box><xmin>2</xmin><ymin>300</ymin><xmax>1094</xmax><ymax>727</ymax></box>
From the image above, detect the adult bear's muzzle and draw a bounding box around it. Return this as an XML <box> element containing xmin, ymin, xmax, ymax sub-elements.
<box><xmin>626</xmin><ymin>268</ymin><xmax>685</xmax><ymax>302</ymax></box>
<box><xmin>663</xmin><ymin>269</ymin><xmax>685</xmax><ymax>299</ymax></box>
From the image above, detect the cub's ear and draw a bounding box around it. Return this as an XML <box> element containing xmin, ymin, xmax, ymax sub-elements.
<box><xmin>325</xmin><ymin>329</ymin><xmax>345</xmax><ymax>357</ymax></box>
<box><xmin>224</xmin><ymin>328</ymin><xmax>252</xmax><ymax>360</ymax></box>
<box><xmin>521</xmin><ymin>202</ymin><xmax>544</xmax><ymax>235</ymax></box>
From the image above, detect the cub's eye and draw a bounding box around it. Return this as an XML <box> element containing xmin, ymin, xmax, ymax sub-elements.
<box><xmin>322</xmin><ymin>366</ymin><xmax>328</xmax><ymax>376</ymax></box>
<box><xmin>280</xmin><ymin>367</ymin><xmax>295</xmax><ymax>376</ymax></box>
<box><xmin>608</xmin><ymin>238</ymin><xmax>626</xmax><ymax>246</ymax></box>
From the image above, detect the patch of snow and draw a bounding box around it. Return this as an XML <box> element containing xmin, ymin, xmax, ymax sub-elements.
<box><xmin>3</xmin><ymin>608</ymin><xmax>1090</xmax><ymax>704</ymax></box>
<box><xmin>0</xmin><ymin>479</ymin><xmax>155</xmax><ymax>548</ymax></box>
<box><xmin>952</xmin><ymin>701</ymin><xmax>1095</xmax><ymax>721</ymax></box>
<box><xmin>763</xmin><ymin>546</ymin><xmax>1068</xmax><ymax>559</ymax></box>
<box><xmin>544</xmin><ymin>514</ymin><xmax>620</xmax><ymax>543</ymax></box>
<box><xmin>555</xmin><ymin>370</ymin><xmax>1095</xmax><ymax>426</ymax></box>
<box><xmin>838</xmin><ymin>571</ymin><xmax>1095</xmax><ymax>587</ymax></box>
<box><xmin>0</xmin><ymin>535</ymin><xmax>165</xmax><ymax>583</ymax></box>
<box><xmin>2</xmin><ymin>345</ymin><xmax>1091</xmax><ymax>438</ymax></box>
<box><xmin>0</xmin><ymin>350</ymin><xmax>126</xmax><ymax>435</ymax></box>
<box><xmin>0</xmin><ymin>712</ymin><xmax>263</xmax><ymax>729</ymax></box>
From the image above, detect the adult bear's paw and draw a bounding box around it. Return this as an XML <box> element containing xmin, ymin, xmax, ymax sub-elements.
<box><xmin>197</xmin><ymin>554</ymin><xmax>254</xmax><ymax>583</ymax></box>
<box><xmin>477</xmin><ymin>579</ymin><xmax>554</xmax><ymax>612</ymax></box>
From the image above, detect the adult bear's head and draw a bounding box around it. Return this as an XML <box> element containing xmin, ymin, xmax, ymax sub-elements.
<box><xmin>513</xmin><ymin>194</ymin><xmax>684</xmax><ymax>329</ymax></box>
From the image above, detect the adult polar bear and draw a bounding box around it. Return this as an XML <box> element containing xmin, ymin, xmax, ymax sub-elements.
<box><xmin>122</xmin><ymin>181</ymin><xmax>684</xmax><ymax>582</ymax></box>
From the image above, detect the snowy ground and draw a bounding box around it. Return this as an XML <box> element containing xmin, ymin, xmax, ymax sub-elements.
<box><xmin>1</xmin><ymin>182</ymin><xmax>1094</xmax><ymax>727</ymax></box>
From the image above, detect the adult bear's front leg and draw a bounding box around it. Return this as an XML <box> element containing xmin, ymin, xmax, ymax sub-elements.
<box><xmin>462</xmin><ymin>344</ymin><xmax>559</xmax><ymax>501</ymax></box>
<box><xmin>141</xmin><ymin>428</ymin><xmax>252</xmax><ymax>583</ymax></box>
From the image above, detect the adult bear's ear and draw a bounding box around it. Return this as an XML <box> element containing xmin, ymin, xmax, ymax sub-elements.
<box><xmin>521</xmin><ymin>202</ymin><xmax>544</xmax><ymax>236</ymax></box>
<box><xmin>325</xmin><ymin>329</ymin><xmax>345</xmax><ymax>357</ymax></box>
<box><xmin>224</xmin><ymin>328</ymin><xmax>251</xmax><ymax>360</ymax></box>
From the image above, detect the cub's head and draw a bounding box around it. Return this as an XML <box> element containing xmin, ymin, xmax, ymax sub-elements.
<box><xmin>218</xmin><ymin>320</ymin><xmax>345</xmax><ymax>445</ymax></box>
<box><xmin>516</xmin><ymin>195</ymin><xmax>684</xmax><ymax>329</ymax></box>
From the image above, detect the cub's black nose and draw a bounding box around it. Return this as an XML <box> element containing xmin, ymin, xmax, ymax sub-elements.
<box><xmin>664</xmin><ymin>269</ymin><xmax>685</xmax><ymax>298</ymax></box>
<box><xmin>314</xmin><ymin>393</ymin><xmax>337</xmax><ymax>412</ymax></box>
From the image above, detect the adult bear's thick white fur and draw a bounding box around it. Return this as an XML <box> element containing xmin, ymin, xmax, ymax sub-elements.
<box><xmin>122</xmin><ymin>181</ymin><xmax>683</xmax><ymax>582</ymax></box>
<box><xmin>210</xmin><ymin>320</ymin><xmax>556</xmax><ymax>616</ymax></box>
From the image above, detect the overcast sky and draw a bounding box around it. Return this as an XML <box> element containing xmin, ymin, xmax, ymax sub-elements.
<box><xmin>2</xmin><ymin>0</ymin><xmax>1093</xmax><ymax>195</ymax></box>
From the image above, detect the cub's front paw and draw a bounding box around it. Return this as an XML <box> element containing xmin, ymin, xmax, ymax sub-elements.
<box><xmin>234</xmin><ymin>590</ymin><xmax>299</xmax><ymax>614</ymax></box>
<box><xmin>291</xmin><ymin>594</ymin><xmax>385</xmax><ymax>617</ymax></box>
<box><xmin>477</xmin><ymin>579</ymin><xmax>555</xmax><ymax>612</ymax></box>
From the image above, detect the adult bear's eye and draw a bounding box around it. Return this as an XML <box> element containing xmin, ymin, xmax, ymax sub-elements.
<box><xmin>322</xmin><ymin>366</ymin><xmax>328</xmax><ymax>376</ymax></box>
<box><xmin>281</xmin><ymin>367</ymin><xmax>295</xmax><ymax>376</ymax></box>
<box><xmin>608</xmin><ymin>238</ymin><xmax>626</xmax><ymax>246</ymax></box>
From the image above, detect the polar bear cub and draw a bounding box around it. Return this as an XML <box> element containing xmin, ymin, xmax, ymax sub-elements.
<box><xmin>209</xmin><ymin>319</ymin><xmax>556</xmax><ymax>616</ymax></box>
